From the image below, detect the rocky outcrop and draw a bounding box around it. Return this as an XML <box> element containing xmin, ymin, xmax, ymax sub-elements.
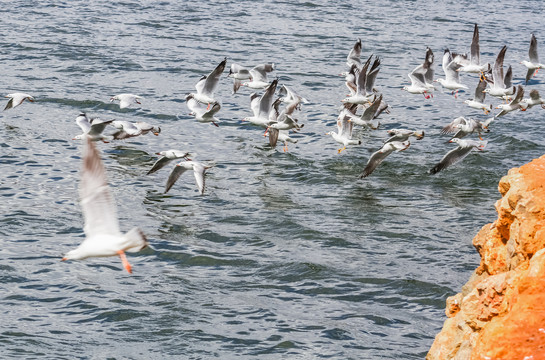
<box><xmin>427</xmin><ymin>155</ymin><xmax>545</xmax><ymax>360</ymax></box>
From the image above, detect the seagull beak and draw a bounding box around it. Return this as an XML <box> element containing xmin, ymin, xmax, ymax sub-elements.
<box><xmin>155</xmin><ymin>152</ymin><xmax>161</xmax><ymax>155</ymax></box>
<box><xmin>61</xmin><ymin>257</ymin><xmax>67</xmax><ymax>261</ymax></box>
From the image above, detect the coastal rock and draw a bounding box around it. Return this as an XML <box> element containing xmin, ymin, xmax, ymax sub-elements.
<box><xmin>427</xmin><ymin>155</ymin><xmax>545</xmax><ymax>359</ymax></box>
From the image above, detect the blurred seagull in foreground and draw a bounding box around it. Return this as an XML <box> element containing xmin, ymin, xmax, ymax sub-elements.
<box><xmin>4</xmin><ymin>92</ymin><xmax>34</xmax><ymax>110</ymax></box>
<box><xmin>62</xmin><ymin>137</ymin><xmax>148</xmax><ymax>274</ymax></box>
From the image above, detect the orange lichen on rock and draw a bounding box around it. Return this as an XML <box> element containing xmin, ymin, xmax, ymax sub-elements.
<box><xmin>427</xmin><ymin>155</ymin><xmax>545</xmax><ymax>360</ymax></box>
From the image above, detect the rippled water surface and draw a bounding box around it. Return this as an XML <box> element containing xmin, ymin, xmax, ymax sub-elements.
<box><xmin>1</xmin><ymin>1</ymin><xmax>544</xmax><ymax>359</ymax></box>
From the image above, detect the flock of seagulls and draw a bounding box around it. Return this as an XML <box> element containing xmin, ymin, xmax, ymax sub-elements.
<box><xmin>4</xmin><ymin>23</ymin><xmax>544</xmax><ymax>273</ymax></box>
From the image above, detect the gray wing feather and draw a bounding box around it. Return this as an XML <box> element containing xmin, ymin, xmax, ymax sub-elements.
<box><xmin>165</xmin><ymin>165</ymin><xmax>189</xmax><ymax>194</ymax></box>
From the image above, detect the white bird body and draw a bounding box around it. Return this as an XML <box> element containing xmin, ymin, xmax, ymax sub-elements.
<box><xmin>455</xmin><ymin>24</ymin><xmax>489</xmax><ymax>74</ymax></box>
<box><xmin>464</xmin><ymin>79</ymin><xmax>492</xmax><ymax>114</ymax></box>
<box><xmin>62</xmin><ymin>138</ymin><xmax>147</xmax><ymax>273</ymax></box>
<box><xmin>484</xmin><ymin>46</ymin><xmax>515</xmax><ymax>99</ymax></box>
<box><xmin>495</xmin><ymin>85</ymin><xmax>524</xmax><ymax>117</ymax></box>
<box><xmin>110</xmin><ymin>93</ymin><xmax>142</xmax><ymax>109</ymax></box>
<box><xmin>4</xmin><ymin>92</ymin><xmax>34</xmax><ymax>110</ymax></box>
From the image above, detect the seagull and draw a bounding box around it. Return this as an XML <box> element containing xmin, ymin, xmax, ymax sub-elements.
<box><xmin>326</xmin><ymin>110</ymin><xmax>361</xmax><ymax>153</ymax></box>
<box><xmin>520</xmin><ymin>89</ymin><xmax>545</xmax><ymax>110</ymax></box>
<box><xmin>267</xmin><ymin>98</ymin><xmax>304</xmax><ymax>133</ymax></box>
<box><xmin>484</xmin><ymin>45</ymin><xmax>515</xmax><ymax>99</ymax></box>
<box><xmin>186</xmin><ymin>94</ymin><xmax>221</xmax><ymax>126</ymax></box>
<box><xmin>403</xmin><ymin>47</ymin><xmax>435</xmax><ymax>98</ymax></box>
<box><xmin>455</xmin><ymin>24</ymin><xmax>490</xmax><ymax>75</ymax></box>
<box><xmin>495</xmin><ymin>85</ymin><xmax>524</xmax><ymax>117</ymax></box>
<box><xmin>359</xmin><ymin>140</ymin><xmax>411</xmax><ymax>178</ymax></box>
<box><xmin>165</xmin><ymin>160</ymin><xmax>210</xmax><ymax>194</ymax></box>
<box><xmin>434</xmin><ymin>49</ymin><xmax>468</xmax><ymax>97</ymax></box>
<box><xmin>347</xmin><ymin>38</ymin><xmax>362</xmax><ymax>68</ymax></box>
<box><xmin>341</xmin><ymin>55</ymin><xmax>376</xmax><ymax>104</ymax></box>
<box><xmin>73</xmin><ymin>114</ymin><xmax>114</xmax><ymax>142</ymax></box>
<box><xmin>464</xmin><ymin>78</ymin><xmax>492</xmax><ymax>114</ymax></box>
<box><xmin>4</xmin><ymin>93</ymin><xmax>34</xmax><ymax>110</ymax></box>
<box><xmin>343</xmin><ymin>94</ymin><xmax>383</xmax><ymax>129</ymax></box>
<box><xmin>62</xmin><ymin>137</ymin><xmax>148</xmax><ymax>274</ymax></box>
<box><xmin>147</xmin><ymin>149</ymin><xmax>191</xmax><ymax>175</ymax></box>
<box><xmin>267</xmin><ymin>128</ymin><xmax>298</xmax><ymax>152</ymax></box>
<box><xmin>242</xmin><ymin>63</ymin><xmax>275</xmax><ymax>89</ymax></box>
<box><xmin>190</xmin><ymin>57</ymin><xmax>227</xmax><ymax>109</ymax></box>
<box><xmin>242</xmin><ymin>79</ymin><xmax>278</xmax><ymax>128</ymax></box>
<box><xmin>440</xmin><ymin>116</ymin><xmax>490</xmax><ymax>140</ymax></box>
<box><xmin>110</xmin><ymin>94</ymin><xmax>142</xmax><ymax>109</ymax></box>
<box><xmin>384</xmin><ymin>128</ymin><xmax>425</xmax><ymax>143</ymax></box>
<box><xmin>429</xmin><ymin>138</ymin><xmax>487</xmax><ymax>175</ymax></box>
<box><xmin>111</xmin><ymin>120</ymin><xmax>143</xmax><ymax>140</ymax></box>
<box><xmin>342</xmin><ymin>64</ymin><xmax>359</xmax><ymax>95</ymax></box>
<box><xmin>227</xmin><ymin>63</ymin><xmax>252</xmax><ymax>94</ymax></box>
<box><xmin>278</xmin><ymin>85</ymin><xmax>309</xmax><ymax>109</ymax></box>
<box><xmin>521</xmin><ymin>33</ymin><xmax>545</xmax><ymax>84</ymax></box>
<box><xmin>134</xmin><ymin>121</ymin><xmax>161</xmax><ymax>136</ymax></box>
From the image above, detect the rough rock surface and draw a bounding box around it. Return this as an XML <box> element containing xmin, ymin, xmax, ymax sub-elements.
<box><xmin>427</xmin><ymin>155</ymin><xmax>545</xmax><ymax>360</ymax></box>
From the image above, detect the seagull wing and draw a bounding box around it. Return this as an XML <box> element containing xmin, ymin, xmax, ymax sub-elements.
<box><xmin>529</xmin><ymin>33</ymin><xmax>539</xmax><ymax>63</ymax></box>
<box><xmin>430</xmin><ymin>145</ymin><xmax>473</xmax><ymax>174</ymax></box>
<box><xmin>192</xmin><ymin>163</ymin><xmax>207</xmax><ymax>195</ymax></box>
<box><xmin>492</xmin><ymin>46</ymin><xmax>507</xmax><ymax>89</ymax></box>
<box><xmin>80</xmin><ymin>138</ymin><xmax>120</xmax><ymax>238</ymax></box>
<box><xmin>470</xmin><ymin>23</ymin><xmax>480</xmax><ymax>65</ymax></box>
<box><xmin>147</xmin><ymin>156</ymin><xmax>173</xmax><ymax>175</ymax></box>
<box><xmin>268</xmin><ymin>127</ymin><xmax>279</xmax><ymax>147</ymax></box>
<box><xmin>360</xmin><ymin>143</ymin><xmax>397</xmax><ymax>178</ymax></box>
<box><xmin>200</xmin><ymin>57</ymin><xmax>227</xmax><ymax>96</ymax></box>
<box><xmin>474</xmin><ymin>79</ymin><xmax>487</xmax><ymax>103</ymax></box>
<box><xmin>347</xmin><ymin>38</ymin><xmax>362</xmax><ymax>67</ymax></box>
<box><xmin>164</xmin><ymin>165</ymin><xmax>189</xmax><ymax>194</ymax></box>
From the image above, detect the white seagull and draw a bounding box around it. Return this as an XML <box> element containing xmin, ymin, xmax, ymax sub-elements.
<box><xmin>484</xmin><ymin>46</ymin><xmax>515</xmax><ymax>99</ymax></box>
<box><xmin>359</xmin><ymin>140</ymin><xmax>411</xmax><ymax>178</ymax></box>
<box><xmin>73</xmin><ymin>113</ymin><xmax>114</xmax><ymax>142</ymax></box>
<box><xmin>384</xmin><ymin>128</ymin><xmax>425</xmax><ymax>143</ymax></box>
<box><xmin>62</xmin><ymin>137</ymin><xmax>148</xmax><ymax>273</ymax></box>
<box><xmin>227</xmin><ymin>63</ymin><xmax>252</xmax><ymax>94</ymax></box>
<box><xmin>403</xmin><ymin>47</ymin><xmax>435</xmax><ymax>98</ymax></box>
<box><xmin>521</xmin><ymin>33</ymin><xmax>545</xmax><ymax>84</ymax></box>
<box><xmin>455</xmin><ymin>24</ymin><xmax>490</xmax><ymax>75</ymax></box>
<box><xmin>495</xmin><ymin>85</ymin><xmax>524</xmax><ymax>118</ymax></box>
<box><xmin>186</xmin><ymin>93</ymin><xmax>221</xmax><ymax>126</ymax></box>
<box><xmin>429</xmin><ymin>138</ymin><xmax>487</xmax><ymax>174</ymax></box>
<box><xmin>520</xmin><ymin>89</ymin><xmax>545</xmax><ymax>111</ymax></box>
<box><xmin>440</xmin><ymin>116</ymin><xmax>490</xmax><ymax>140</ymax></box>
<box><xmin>190</xmin><ymin>57</ymin><xmax>227</xmax><ymax>108</ymax></box>
<box><xmin>464</xmin><ymin>78</ymin><xmax>492</xmax><ymax>114</ymax></box>
<box><xmin>4</xmin><ymin>92</ymin><xmax>34</xmax><ymax>111</ymax></box>
<box><xmin>242</xmin><ymin>79</ymin><xmax>278</xmax><ymax>128</ymax></box>
<box><xmin>346</xmin><ymin>38</ymin><xmax>362</xmax><ymax>68</ymax></box>
<box><xmin>327</xmin><ymin>110</ymin><xmax>361</xmax><ymax>153</ymax></box>
<box><xmin>435</xmin><ymin>49</ymin><xmax>468</xmax><ymax>97</ymax></box>
<box><xmin>110</xmin><ymin>94</ymin><xmax>142</xmax><ymax>109</ymax></box>
<box><xmin>165</xmin><ymin>160</ymin><xmax>210</xmax><ymax>195</ymax></box>
<box><xmin>147</xmin><ymin>150</ymin><xmax>192</xmax><ymax>175</ymax></box>
<box><xmin>242</xmin><ymin>63</ymin><xmax>275</xmax><ymax>89</ymax></box>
